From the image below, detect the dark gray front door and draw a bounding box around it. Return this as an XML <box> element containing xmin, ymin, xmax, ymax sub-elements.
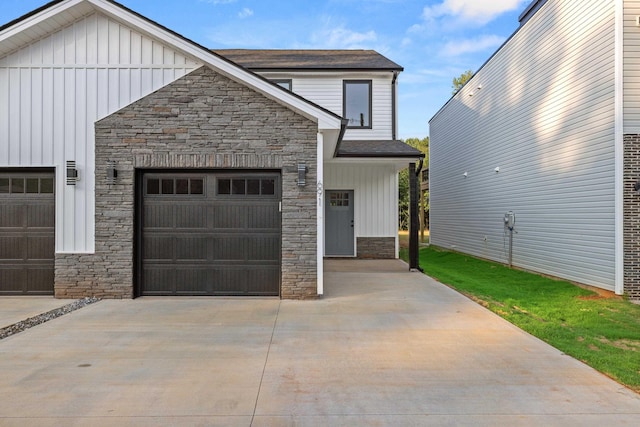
<box><xmin>325</xmin><ymin>190</ymin><xmax>354</xmax><ymax>256</ymax></box>
<box><xmin>0</xmin><ymin>171</ymin><xmax>55</xmax><ymax>295</ymax></box>
<box><xmin>139</xmin><ymin>171</ymin><xmax>281</xmax><ymax>296</ymax></box>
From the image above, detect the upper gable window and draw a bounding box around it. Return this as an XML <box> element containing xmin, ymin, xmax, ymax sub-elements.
<box><xmin>344</xmin><ymin>80</ymin><xmax>372</xmax><ymax>129</ymax></box>
<box><xmin>271</xmin><ymin>79</ymin><xmax>292</xmax><ymax>91</ymax></box>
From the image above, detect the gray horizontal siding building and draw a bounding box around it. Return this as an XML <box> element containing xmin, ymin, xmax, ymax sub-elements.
<box><xmin>430</xmin><ymin>0</ymin><xmax>640</xmax><ymax>299</ymax></box>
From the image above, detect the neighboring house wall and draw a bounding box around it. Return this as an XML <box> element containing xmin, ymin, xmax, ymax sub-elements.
<box><xmin>55</xmin><ymin>66</ymin><xmax>319</xmax><ymax>299</ymax></box>
<box><xmin>624</xmin><ymin>0</ymin><xmax>640</xmax><ymax>132</ymax></box>
<box><xmin>624</xmin><ymin>0</ymin><xmax>640</xmax><ymax>298</ymax></box>
<box><xmin>0</xmin><ymin>12</ymin><xmax>199</xmax><ymax>252</ymax></box>
<box><xmin>261</xmin><ymin>73</ymin><xmax>394</xmax><ymax>140</ymax></box>
<box><xmin>324</xmin><ymin>162</ymin><xmax>398</xmax><ymax>257</ymax></box>
<box><xmin>429</xmin><ymin>0</ymin><xmax>616</xmax><ymax>291</ymax></box>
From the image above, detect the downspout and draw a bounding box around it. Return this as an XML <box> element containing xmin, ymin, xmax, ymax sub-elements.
<box><xmin>332</xmin><ymin>119</ymin><xmax>350</xmax><ymax>158</ymax></box>
<box><xmin>392</xmin><ymin>71</ymin><xmax>398</xmax><ymax>140</ymax></box>
<box><xmin>614</xmin><ymin>0</ymin><xmax>624</xmax><ymax>295</ymax></box>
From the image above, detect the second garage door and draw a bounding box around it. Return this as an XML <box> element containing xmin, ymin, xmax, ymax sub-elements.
<box><xmin>139</xmin><ymin>171</ymin><xmax>281</xmax><ymax>296</ymax></box>
<box><xmin>0</xmin><ymin>170</ymin><xmax>55</xmax><ymax>295</ymax></box>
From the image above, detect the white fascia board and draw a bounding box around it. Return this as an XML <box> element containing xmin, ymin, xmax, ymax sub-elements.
<box><xmin>86</xmin><ymin>0</ymin><xmax>344</xmax><ymax>132</ymax></box>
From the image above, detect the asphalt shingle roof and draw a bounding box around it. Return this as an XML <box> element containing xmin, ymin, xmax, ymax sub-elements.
<box><xmin>337</xmin><ymin>140</ymin><xmax>424</xmax><ymax>158</ymax></box>
<box><xmin>213</xmin><ymin>49</ymin><xmax>403</xmax><ymax>71</ymax></box>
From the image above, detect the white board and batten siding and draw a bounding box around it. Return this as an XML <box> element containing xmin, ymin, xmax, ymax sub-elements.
<box><xmin>429</xmin><ymin>0</ymin><xmax>617</xmax><ymax>291</ymax></box>
<box><xmin>266</xmin><ymin>73</ymin><xmax>394</xmax><ymax>142</ymax></box>
<box><xmin>324</xmin><ymin>162</ymin><xmax>398</xmax><ymax>241</ymax></box>
<box><xmin>0</xmin><ymin>12</ymin><xmax>200</xmax><ymax>252</ymax></box>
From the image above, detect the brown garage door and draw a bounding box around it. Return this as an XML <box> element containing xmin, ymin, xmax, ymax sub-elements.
<box><xmin>0</xmin><ymin>171</ymin><xmax>55</xmax><ymax>295</ymax></box>
<box><xmin>139</xmin><ymin>171</ymin><xmax>281</xmax><ymax>296</ymax></box>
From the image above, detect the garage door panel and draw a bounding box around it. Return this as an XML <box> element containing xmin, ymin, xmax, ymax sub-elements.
<box><xmin>247</xmin><ymin>205</ymin><xmax>279</xmax><ymax>229</ymax></box>
<box><xmin>143</xmin><ymin>268</ymin><xmax>176</xmax><ymax>294</ymax></box>
<box><xmin>0</xmin><ymin>236</ymin><xmax>24</xmax><ymax>259</ymax></box>
<box><xmin>175</xmin><ymin>269</ymin><xmax>211</xmax><ymax>294</ymax></box>
<box><xmin>27</xmin><ymin>204</ymin><xmax>55</xmax><ymax>228</ymax></box>
<box><xmin>215</xmin><ymin>269</ymin><xmax>247</xmax><ymax>295</ymax></box>
<box><xmin>144</xmin><ymin>205</ymin><xmax>173</xmax><ymax>228</ymax></box>
<box><xmin>0</xmin><ymin>205</ymin><xmax>24</xmax><ymax>227</ymax></box>
<box><xmin>246</xmin><ymin>236</ymin><xmax>280</xmax><ymax>260</ymax></box>
<box><xmin>211</xmin><ymin>205</ymin><xmax>246</xmax><ymax>229</ymax></box>
<box><xmin>175</xmin><ymin>237</ymin><xmax>208</xmax><ymax>261</ymax></box>
<box><xmin>0</xmin><ymin>268</ymin><xmax>23</xmax><ymax>292</ymax></box>
<box><xmin>140</xmin><ymin>172</ymin><xmax>281</xmax><ymax>296</ymax></box>
<box><xmin>26</xmin><ymin>267</ymin><xmax>55</xmax><ymax>293</ymax></box>
<box><xmin>210</xmin><ymin>237</ymin><xmax>245</xmax><ymax>261</ymax></box>
<box><xmin>27</xmin><ymin>235</ymin><xmax>54</xmax><ymax>259</ymax></box>
<box><xmin>175</xmin><ymin>205</ymin><xmax>207</xmax><ymax>228</ymax></box>
<box><xmin>248</xmin><ymin>268</ymin><xmax>281</xmax><ymax>295</ymax></box>
<box><xmin>144</xmin><ymin>236</ymin><xmax>174</xmax><ymax>261</ymax></box>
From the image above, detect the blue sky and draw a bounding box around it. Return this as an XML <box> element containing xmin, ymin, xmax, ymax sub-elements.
<box><xmin>1</xmin><ymin>0</ymin><xmax>532</xmax><ymax>139</ymax></box>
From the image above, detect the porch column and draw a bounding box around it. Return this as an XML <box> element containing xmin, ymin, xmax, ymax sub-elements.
<box><xmin>409</xmin><ymin>162</ymin><xmax>419</xmax><ymax>270</ymax></box>
<box><xmin>317</xmin><ymin>132</ymin><xmax>324</xmax><ymax>295</ymax></box>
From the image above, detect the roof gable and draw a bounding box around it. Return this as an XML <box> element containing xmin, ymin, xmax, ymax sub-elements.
<box><xmin>0</xmin><ymin>0</ymin><xmax>345</xmax><ymax>132</ymax></box>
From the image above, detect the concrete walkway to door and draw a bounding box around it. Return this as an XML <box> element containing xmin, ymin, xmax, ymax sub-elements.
<box><xmin>0</xmin><ymin>259</ymin><xmax>639</xmax><ymax>426</ymax></box>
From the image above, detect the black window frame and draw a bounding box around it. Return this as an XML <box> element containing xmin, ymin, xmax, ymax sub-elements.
<box><xmin>271</xmin><ymin>79</ymin><xmax>292</xmax><ymax>91</ymax></box>
<box><xmin>343</xmin><ymin>80</ymin><xmax>372</xmax><ymax>129</ymax></box>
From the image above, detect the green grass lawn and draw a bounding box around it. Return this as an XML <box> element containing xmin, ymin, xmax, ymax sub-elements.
<box><xmin>400</xmin><ymin>246</ymin><xmax>640</xmax><ymax>393</ymax></box>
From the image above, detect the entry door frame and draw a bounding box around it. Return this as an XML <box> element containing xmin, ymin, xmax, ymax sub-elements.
<box><xmin>324</xmin><ymin>189</ymin><xmax>355</xmax><ymax>257</ymax></box>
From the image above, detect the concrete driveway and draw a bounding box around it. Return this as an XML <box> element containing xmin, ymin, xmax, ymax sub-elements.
<box><xmin>1</xmin><ymin>259</ymin><xmax>639</xmax><ymax>426</ymax></box>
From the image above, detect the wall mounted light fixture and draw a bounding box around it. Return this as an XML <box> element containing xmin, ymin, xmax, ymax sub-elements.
<box><xmin>66</xmin><ymin>161</ymin><xmax>79</xmax><ymax>185</ymax></box>
<box><xmin>107</xmin><ymin>160</ymin><xmax>118</xmax><ymax>184</ymax></box>
<box><xmin>494</xmin><ymin>166</ymin><xmax>500</xmax><ymax>173</ymax></box>
<box><xmin>634</xmin><ymin>181</ymin><xmax>640</xmax><ymax>193</ymax></box>
<box><xmin>297</xmin><ymin>163</ymin><xmax>308</xmax><ymax>187</ymax></box>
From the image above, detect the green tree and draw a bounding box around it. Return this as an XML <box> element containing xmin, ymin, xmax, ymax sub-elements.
<box><xmin>398</xmin><ymin>137</ymin><xmax>429</xmax><ymax>230</ymax></box>
<box><xmin>452</xmin><ymin>69</ymin><xmax>474</xmax><ymax>95</ymax></box>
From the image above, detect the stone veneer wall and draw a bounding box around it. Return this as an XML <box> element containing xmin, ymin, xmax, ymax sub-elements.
<box><xmin>356</xmin><ymin>237</ymin><xmax>395</xmax><ymax>259</ymax></box>
<box><xmin>55</xmin><ymin>66</ymin><xmax>319</xmax><ymax>299</ymax></box>
<box><xmin>623</xmin><ymin>134</ymin><xmax>640</xmax><ymax>300</ymax></box>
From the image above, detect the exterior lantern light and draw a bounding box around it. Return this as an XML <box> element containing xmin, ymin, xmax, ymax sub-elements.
<box><xmin>66</xmin><ymin>161</ymin><xmax>79</xmax><ymax>185</ymax></box>
<box><xmin>107</xmin><ymin>160</ymin><xmax>118</xmax><ymax>184</ymax></box>
<box><xmin>297</xmin><ymin>163</ymin><xmax>308</xmax><ymax>187</ymax></box>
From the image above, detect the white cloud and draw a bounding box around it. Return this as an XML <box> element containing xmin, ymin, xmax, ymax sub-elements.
<box><xmin>238</xmin><ymin>7</ymin><xmax>253</xmax><ymax>18</ymax></box>
<box><xmin>311</xmin><ymin>25</ymin><xmax>377</xmax><ymax>49</ymax></box>
<box><xmin>423</xmin><ymin>0</ymin><xmax>528</xmax><ymax>25</ymax></box>
<box><xmin>440</xmin><ymin>34</ymin><xmax>505</xmax><ymax>57</ymax></box>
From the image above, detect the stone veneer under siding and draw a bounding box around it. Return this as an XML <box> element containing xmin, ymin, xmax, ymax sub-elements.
<box><xmin>623</xmin><ymin>133</ymin><xmax>640</xmax><ymax>300</ymax></box>
<box><xmin>54</xmin><ymin>66</ymin><xmax>319</xmax><ymax>299</ymax></box>
<box><xmin>357</xmin><ymin>237</ymin><xmax>396</xmax><ymax>259</ymax></box>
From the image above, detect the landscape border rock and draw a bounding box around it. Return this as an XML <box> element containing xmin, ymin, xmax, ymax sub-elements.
<box><xmin>0</xmin><ymin>297</ymin><xmax>100</xmax><ymax>340</ymax></box>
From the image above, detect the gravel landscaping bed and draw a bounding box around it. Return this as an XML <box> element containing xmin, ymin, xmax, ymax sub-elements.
<box><xmin>0</xmin><ymin>297</ymin><xmax>100</xmax><ymax>340</ymax></box>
